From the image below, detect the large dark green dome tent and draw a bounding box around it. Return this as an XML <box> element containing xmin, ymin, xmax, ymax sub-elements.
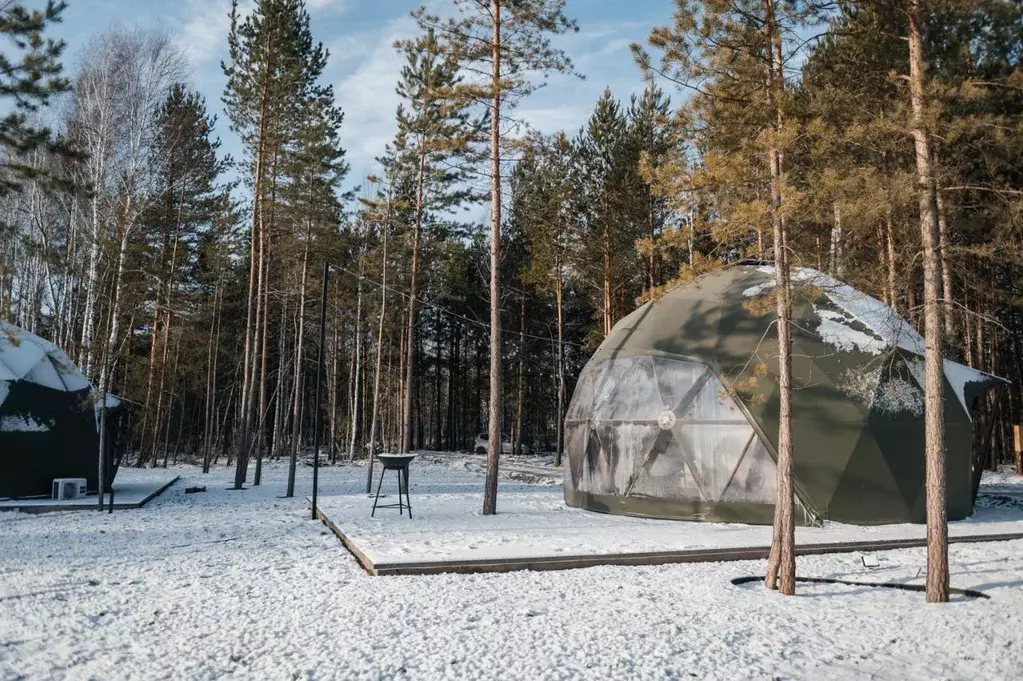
<box><xmin>0</xmin><ymin>322</ymin><xmax>105</xmax><ymax>499</ymax></box>
<box><xmin>564</xmin><ymin>265</ymin><xmax>1003</xmax><ymax>526</ymax></box>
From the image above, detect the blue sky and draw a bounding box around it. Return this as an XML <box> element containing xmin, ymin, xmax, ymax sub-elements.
<box><xmin>48</xmin><ymin>0</ymin><xmax>675</xmax><ymax>184</ymax></box>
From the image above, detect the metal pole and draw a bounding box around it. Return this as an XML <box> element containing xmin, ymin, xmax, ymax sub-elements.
<box><xmin>311</xmin><ymin>262</ymin><xmax>330</xmax><ymax>520</ymax></box>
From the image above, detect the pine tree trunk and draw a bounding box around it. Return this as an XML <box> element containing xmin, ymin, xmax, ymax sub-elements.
<box><xmin>397</xmin><ymin>310</ymin><xmax>407</xmax><ymax>452</ymax></box>
<box><xmin>937</xmin><ymin>191</ymin><xmax>954</xmax><ymax>337</ymax></box>
<box><xmin>764</xmin><ymin>0</ymin><xmax>795</xmax><ymax>596</ymax></box>
<box><xmin>287</xmin><ymin>237</ymin><xmax>310</xmax><ymax>497</ymax></box>
<box><xmin>908</xmin><ymin>0</ymin><xmax>949</xmax><ymax>604</ymax></box>
<box><xmin>367</xmin><ymin>221</ymin><xmax>388</xmax><ymax>492</ymax></box>
<box><xmin>203</xmin><ymin>281</ymin><xmax>221</xmax><ymax>474</ymax></box>
<box><xmin>513</xmin><ymin>296</ymin><xmax>525</xmax><ymax>456</ymax></box>
<box><xmin>483</xmin><ymin>0</ymin><xmax>503</xmax><ymax>516</ymax></box>
<box><xmin>555</xmin><ymin>266</ymin><xmax>565</xmax><ymax>467</ymax></box>
<box><xmin>402</xmin><ymin>144</ymin><xmax>428</xmax><ymax>453</ymax></box>
<box><xmin>434</xmin><ymin>309</ymin><xmax>443</xmax><ymax>450</ymax></box>
<box><xmin>271</xmin><ymin>291</ymin><xmax>290</xmax><ymax>461</ymax></box>
<box><xmin>348</xmin><ymin>262</ymin><xmax>364</xmax><ymax>461</ymax></box>
<box><xmin>602</xmin><ymin>230</ymin><xmax>613</xmax><ymax>336</ymax></box>
<box><xmin>236</xmin><ymin>104</ymin><xmax>267</xmax><ymax>489</ymax></box>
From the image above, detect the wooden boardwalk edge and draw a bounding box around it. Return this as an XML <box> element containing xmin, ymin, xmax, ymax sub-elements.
<box><xmin>314</xmin><ymin>503</ymin><xmax>380</xmax><ymax>575</ymax></box>
<box><xmin>310</xmin><ymin>506</ymin><xmax>1023</xmax><ymax>577</ymax></box>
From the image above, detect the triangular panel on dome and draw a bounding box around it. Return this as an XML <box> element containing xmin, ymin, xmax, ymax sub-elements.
<box><xmin>563</xmin><ymin>421</ymin><xmax>590</xmax><ymax>489</ymax></box>
<box><xmin>673</xmin><ymin>422</ymin><xmax>755</xmax><ymax>502</ymax></box>
<box><xmin>679</xmin><ymin>371</ymin><xmax>748</xmax><ymax>422</ymax></box>
<box><xmin>628</xmin><ymin>431</ymin><xmax>703</xmax><ymax>500</ymax></box>
<box><xmin>591</xmin><ymin>356</ymin><xmax>661</xmax><ymax>421</ymax></box>
<box><xmin>720</xmin><ymin>436</ymin><xmax>777</xmax><ymax>504</ymax></box>
<box><xmin>650</xmin><ymin>358</ymin><xmax>710</xmax><ymax>414</ymax></box>
<box><xmin>580</xmin><ymin>422</ymin><xmax>663</xmax><ymax>497</ymax></box>
<box><xmin>565</xmin><ymin>361</ymin><xmax>603</xmax><ymax>421</ymax></box>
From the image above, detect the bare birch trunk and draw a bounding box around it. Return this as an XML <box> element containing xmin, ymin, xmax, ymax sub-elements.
<box><xmin>885</xmin><ymin>214</ymin><xmax>899</xmax><ymax>312</ymax></box>
<box><xmin>829</xmin><ymin>202</ymin><xmax>843</xmax><ymax>277</ymax></box>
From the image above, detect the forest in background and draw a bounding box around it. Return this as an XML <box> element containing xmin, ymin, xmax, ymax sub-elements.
<box><xmin>1</xmin><ymin>0</ymin><xmax>1021</xmax><ymax>488</ymax></box>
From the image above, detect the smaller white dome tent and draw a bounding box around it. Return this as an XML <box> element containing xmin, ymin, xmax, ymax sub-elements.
<box><xmin>0</xmin><ymin>322</ymin><xmax>103</xmax><ymax>498</ymax></box>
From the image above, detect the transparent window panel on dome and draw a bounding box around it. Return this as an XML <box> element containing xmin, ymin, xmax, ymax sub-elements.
<box><xmin>672</xmin><ymin>423</ymin><xmax>756</xmax><ymax>501</ymax></box>
<box><xmin>682</xmin><ymin>373</ymin><xmax>747</xmax><ymax>422</ymax></box>
<box><xmin>650</xmin><ymin>358</ymin><xmax>710</xmax><ymax>412</ymax></box>
<box><xmin>580</xmin><ymin>422</ymin><xmax>661</xmax><ymax>495</ymax></box>
<box><xmin>591</xmin><ymin>356</ymin><xmax>661</xmax><ymax>421</ymax></box>
<box><xmin>629</xmin><ymin>432</ymin><xmax>704</xmax><ymax>500</ymax></box>
<box><xmin>566</xmin><ymin>362</ymin><xmax>602</xmax><ymax>421</ymax></box>
<box><xmin>564</xmin><ymin>421</ymin><xmax>590</xmax><ymax>488</ymax></box>
<box><xmin>720</xmin><ymin>436</ymin><xmax>777</xmax><ymax>504</ymax></box>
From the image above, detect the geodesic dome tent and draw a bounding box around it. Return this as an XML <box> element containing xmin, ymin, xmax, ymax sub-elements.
<box><xmin>564</xmin><ymin>265</ymin><xmax>1003</xmax><ymax>526</ymax></box>
<box><xmin>0</xmin><ymin>322</ymin><xmax>101</xmax><ymax>499</ymax></box>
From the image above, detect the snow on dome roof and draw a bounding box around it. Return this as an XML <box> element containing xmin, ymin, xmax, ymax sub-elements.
<box><xmin>0</xmin><ymin>322</ymin><xmax>92</xmax><ymax>395</ymax></box>
<box><xmin>748</xmin><ymin>266</ymin><xmax>1001</xmax><ymax>416</ymax></box>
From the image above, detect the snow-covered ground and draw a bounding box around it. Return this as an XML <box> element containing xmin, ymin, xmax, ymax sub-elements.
<box><xmin>3</xmin><ymin>457</ymin><xmax>1023</xmax><ymax>680</ymax></box>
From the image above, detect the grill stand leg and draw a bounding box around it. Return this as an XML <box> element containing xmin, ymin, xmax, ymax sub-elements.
<box><xmin>398</xmin><ymin>467</ymin><xmax>404</xmax><ymax>516</ymax></box>
<box><xmin>371</xmin><ymin>467</ymin><xmax>386</xmax><ymax>517</ymax></box>
<box><xmin>404</xmin><ymin>466</ymin><xmax>412</xmax><ymax>519</ymax></box>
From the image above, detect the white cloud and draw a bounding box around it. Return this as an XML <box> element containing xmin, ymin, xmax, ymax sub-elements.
<box><xmin>333</xmin><ymin>14</ymin><xmax>419</xmax><ymax>178</ymax></box>
<box><xmin>178</xmin><ymin>0</ymin><xmax>248</xmax><ymax>66</ymax></box>
<box><xmin>307</xmin><ymin>0</ymin><xmax>352</xmax><ymax>13</ymax></box>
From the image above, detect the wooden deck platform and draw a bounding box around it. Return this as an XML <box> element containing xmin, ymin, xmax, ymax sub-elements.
<box><xmin>312</xmin><ymin>491</ymin><xmax>1023</xmax><ymax>577</ymax></box>
<box><xmin>0</xmin><ymin>474</ymin><xmax>179</xmax><ymax>514</ymax></box>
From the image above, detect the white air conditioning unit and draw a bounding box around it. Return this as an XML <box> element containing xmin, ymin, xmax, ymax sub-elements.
<box><xmin>52</xmin><ymin>478</ymin><xmax>88</xmax><ymax>500</ymax></box>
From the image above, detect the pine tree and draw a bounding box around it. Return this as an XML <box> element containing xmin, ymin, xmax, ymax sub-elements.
<box><xmin>390</xmin><ymin>27</ymin><xmax>483</xmax><ymax>454</ymax></box>
<box><xmin>410</xmin><ymin>0</ymin><xmax>580</xmax><ymax>515</ymax></box>
<box><xmin>279</xmin><ymin>87</ymin><xmax>349</xmax><ymax>496</ymax></box>
<box><xmin>0</xmin><ymin>1</ymin><xmax>75</xmax><ymax>196</ymax></box>
<box><xmin>221</xmin><ymin>0</ymin><xmax>335</xmax><ymax>489</ymax></box>
<box><xmin>636</xmin><ymin>0</ymin><xmax>827</xmax><ymax>595</ymax></box>
<box><xmin>575</xmin><ymin>89</ymin><xmax>640</xmax><ymax>339</ymax></box>
<box><xmin>514</xmin><ymin>132</ymin><xmax>578</xmax><ymax>466</ymax></box>
<box><xmin>140</xmin><ymin>84</ymin><xmax>224</xmax><ymax>468</ymax></box>
<box><xmin>627</xmin><ymin>83</ymin><xmax>674</xmax><ymax>293</ymax></box>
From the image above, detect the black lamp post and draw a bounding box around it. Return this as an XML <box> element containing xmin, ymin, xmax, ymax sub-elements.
<box><xmin>311</xmin><ymin>261</ymin><xmax>335</xmax><ymax>521</ymax></box>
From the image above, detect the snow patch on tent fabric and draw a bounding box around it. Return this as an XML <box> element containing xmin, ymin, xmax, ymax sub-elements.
<box><xmin>838</xmin><ymin>368</ymin><xmax>881</xmax><ymax>409</ymax></box>
<box><xmin>743</xmin><ymin>283</ymin><xmax>771</xmax><ymax>298</ymax></box>
<box><xmin>0</xmin><ymin>414</ymin><xmax>53</xmax><ymax>432</ymax></box>
<box><xmin>875</xmin><ymin>378</ymin><xmax>924</xmax><ymax>416</ymax></box>
<box><xmin>813</xmin><ymin>307</ymin><xmax>888</xmax><ymax>355</ymax></box>
<box><xmin>0</xmin><ymin>322</ymin><xmax>92</xmax><ymax>392</ymax></box>
<box><xmin>754</xmin><ymin>267</ymin><xmax>926</xmax><ymax>356</ymax></box>
<box><xmin>943</xmin><ymin>359</ymin><xmax>989</xmax><ymax>415</ymax></box>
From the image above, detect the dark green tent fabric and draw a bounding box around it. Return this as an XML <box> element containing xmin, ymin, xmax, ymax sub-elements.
<box><xmin>0</xmin><ymin>381</ymin><xmax>99</xmax><ymax>498</ymax></box>
<box><xmin>564</xmin><ymin>266</ymin><xmax>1002</xmax><ymax>525</ymax></box>
<box><xmin>0</xmin><ymin>322</ymin><xmax>101</xmax><ymax>499</ymax></box>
